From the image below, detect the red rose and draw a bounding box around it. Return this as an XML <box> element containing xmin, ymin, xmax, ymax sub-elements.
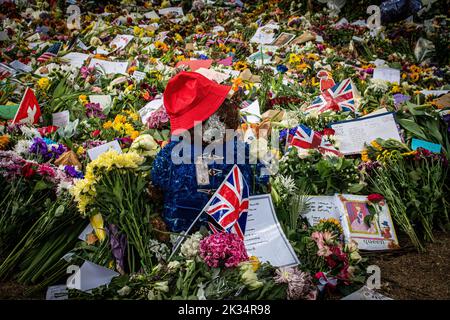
<box><xmin>92</xmin><ymin>129</ymin><xmax>101</xmax><ymax>137</ymax></box>
<box><xmin>368</xmin><ymin>193</ymin><xmax>384</xmax><ymax>202</ymax></box>
<box><xmin>21</xmin><ymin>162</ymin><xmax>36</xmax><ymax>178</ymax></box>
<box><xmin>322</xmin><ymin>128</ymin><xmax>335</xmax><ymax>136</ymax></box>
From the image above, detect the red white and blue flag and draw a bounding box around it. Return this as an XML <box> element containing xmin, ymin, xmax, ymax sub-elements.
<box><xmin>37</xmin><ymin>42</ymin><xmax>62</xmax><ymax>63</ymax></box>
<box><xmin>206</xmin><ymin>165</ymin><xmax>249</xmax><ymax>240</ymax></box>
<box><xmin>287</xmin><ymin>125</ymin><xmax>341</xmax><ymax>156</ymax></box>
<box><xmin>304</xmin><ymin>78</ymin><xmax>356</xmax><ymax>114</ymax></box>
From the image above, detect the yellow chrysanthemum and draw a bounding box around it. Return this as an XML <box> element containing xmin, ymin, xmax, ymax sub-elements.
<box><xmin>37</xmin><ymin>77</ymin><xmax>50</xmax><ymax>90</ymax></box>
<box><xmin>114</xmin><ymin>114</ymin><xmax>127</xmax><ymax>124</ymax></box>
<box><xmin>79</xmin><ymin>95</ymin><xmax>88</xmax><ymax>104</ymax></box>
<box><xmin>130</xmin><ymin>130</ymin><xmax>140</xmax><ymax>140</ymax></box>
<box><xmin>103</xmin><ymin>121</ymin><xmax>113</xmax><ymax>129</ymax></box>
<box><xmin>76</xmin><ymin>145</ymin><xmax>85</xmax><ymax>155</ymax></box>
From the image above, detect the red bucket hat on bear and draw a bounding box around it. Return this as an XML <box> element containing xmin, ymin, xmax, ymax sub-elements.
<box><xmin>163</xmin><ymin>71</ymin><xmax>231</xmax><ymax>134</ymax></box>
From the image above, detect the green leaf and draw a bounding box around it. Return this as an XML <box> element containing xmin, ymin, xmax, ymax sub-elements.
<box><xmin>33</xmin><ymin>180</ymin><xmax>51</xmax><ymax>192</ymax></box>
<box><xmin>397</xmin><ymin>118</ymin><xmax>428</xmax><ymax>140</ymax></box>
<box><xmin>348</xmin><ymin>183</ymin><xmax>365</xmax><ymax>193</ymax></box>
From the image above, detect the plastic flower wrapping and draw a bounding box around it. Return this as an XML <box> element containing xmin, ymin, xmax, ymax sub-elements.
<box><xmin>0</xmin><ymin>0</ymin><xmax>449</xmax><ymax>302</ymax></box>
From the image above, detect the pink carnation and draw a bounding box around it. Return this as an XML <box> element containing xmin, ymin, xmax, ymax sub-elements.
<box><xmin>199</xmin><ymin>233</ymin><xmax>248</xmax><ymax>268</ymax></box>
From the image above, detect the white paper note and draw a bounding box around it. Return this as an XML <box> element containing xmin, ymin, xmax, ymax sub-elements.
<box><xmin>87</xmin><ymin>140</ymin><xmax>122</xmax><ymax>161</ymax></box>
<box><xmin>88</xmin><ymin>59</ymin><xmax>129</xmax><ymax>75</ymax></box>
<box><xmin>110</xmin><ymin>34</ymin><xmax>134</xmax><ymax>51</ymax></box>
<box><xmin>52</xmin><ymin>110</ymin><xmax>70</xmax><ymax>127</ymax></box>
<box><xmin>250</xmin><ymin>23</ymin><xmax>279</xmax><ymax>44</ymax></box>
<box><xmin>144</xmin><ymin>10</ymin><xmax>159</xmax><ymax>19</ymax></box>
<box><xmin>89</xmin><ymin>95</ymin><xmax>112</xmax><ymax>110</ymax></box>
<box><xmin>240</xmin><ymin>100</ymin><xmax>261</xmax><ymax>124</ymax></box>
<box><xmin>70</xmin><ymin>260</ymin><xmax>119</xmax><ymax>292</ymax></box>
<box><xmin>331</xmin><ymin>112</ymin><xmax>402</xmax><ymax>155</ymax></box>
<box><xmin>62</xmin><ymin>52</ymin><xmax>90</xmax><ymax>68</ymax></box>
<box><xmin>132</xmin><ymin>70</ymin><xmax>146</xmax><ymax>82</ymax></box>
<box><xmin>195</xmin><ymin>68</ymin><xmax>229</xmax><ymax>83</ymax></box>
<box><xmin>46</xmin><ymin>285</ymin><xmax>68</xmax><ymax>300</ymax></box>
<box><xmin>373</xmin><ymin>67</ymin><xmax>400</xmax><ymax>84</ymax></box>
<box><xmin>245</xmin><ymin>195</ymin><xmax>299</xmax><ymax>267</ymax></box>
<box><xmin>301</xmin><ymin>196</ymin><xmax>340</xmax><ymax>227</ymax></box>
<box><xmin>10</xmin><ymin>60</ymin><xmax>32</xmax><ymax>73</ymax></box>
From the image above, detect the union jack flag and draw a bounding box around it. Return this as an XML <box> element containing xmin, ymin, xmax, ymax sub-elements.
<box><xmin>37</xmin><ymin>42</ymin><xmax>62</xmax><ymax>63</ymax></box>
<box><xmin>205</xmin><ymin>165</ymin><xmax>249</xmax><ymax>240</ymax></box>
<box><xmin>287</xmin><ymin>125</ymin><xmax>341</xmax><ymax>156</ymax></box>
<box><xmin>304</xmin><ymin>78</ymin><xmax>356</xmax><ymax>114</ymax></box>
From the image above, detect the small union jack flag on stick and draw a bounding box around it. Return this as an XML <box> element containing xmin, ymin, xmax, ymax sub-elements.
<box><xmin>205</xmin><ymin>165</ymin><xmax>249</xmax><ymax>240</ymax></box>
<box><xmin>169</xmin><ymin>165</ymin><xmax>250</xmax><ymax>259</ymax></box>
<box><xmin>287</xmin><ymin>124</ymin><xmax>342</xmax><ymax>157</ymax></box>
<box><xmin>304</xmin><ymin>78</ymin><xmax>358</xmax><ymax>114</ymax></box>
<box><xmin>37</xmin><ymin>42</ymin><xmax>62</xmax><ymax>63</ymax></box>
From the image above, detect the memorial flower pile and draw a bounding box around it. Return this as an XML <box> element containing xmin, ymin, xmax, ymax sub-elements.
<box><xmin>0</xmin><ymin>0</ymin><xmax>449</xmax><ymax>301</ymax></box>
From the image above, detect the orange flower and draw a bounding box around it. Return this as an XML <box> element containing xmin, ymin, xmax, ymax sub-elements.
<box><xmin>232</xmin><ymin>77</ymin><xmax>243</xmax><ymax>91</ymax></box>
<box><xmin>0</xmin><ymin>135</ymin><xmax>10</xmax><ymax>150</ymax></box>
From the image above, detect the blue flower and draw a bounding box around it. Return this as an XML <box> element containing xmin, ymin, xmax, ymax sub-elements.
<box><xmin>276</xmin><ymin>65</ymin><xmax>288</xmax><ymax>73</ymax></box>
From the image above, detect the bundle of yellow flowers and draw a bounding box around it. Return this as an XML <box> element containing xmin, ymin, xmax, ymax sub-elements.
<box><xmin>71</xmin><ymin>150</ymin><xmax>144</xmax><ymax>214</ymax></box>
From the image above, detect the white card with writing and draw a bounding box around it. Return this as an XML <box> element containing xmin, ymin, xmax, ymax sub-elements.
<box><xmin>245</xmin><ymin>194</ymin><xmax>299</xmax><ymax>267</ymax></box>
<box><xmin>250</xmin><ymin>23</ymin><xmax>279</xmax><ymax>44</ymax></box>
<box><xmin>195</xmin><ymin>68</ymin><xmax>229</xmax><ymax>83</ymax></box>
<box><xmin>132</xmin><ymin>70</ymin><xmax>146</xmax><ymax>82</ymax></box>
<box><xmin>144</xmin><ymin>10</ymin><xmax>159</xmax><ymax>19</ymax></box>
<box><xmin>331</xmin><ymin>112</ymin><xmax>402</xmax><ymax>155</ymax></box>
<box><xmin>301</xmin><ymin>196</ymin><xmax>340</xmax><ymax>227</ymax></box>
<box><xmin>46</xmin><ymin>285</ymin><xmax>68</xmax><ymax>300</ymax></box>
<box><xmin>87</xmin><ymin>140</ymin><xmax>122</xmax><ymax>161</ymax></box>
<box><xmin>420</xmin><ymin>90</ymin><xmax>449</xmax><ymax>96</ymax></box>
<box><xmin>373</xmin><ymin>67</ymin><xmax>400</xmax><ymax>84</ymax></box>
<box><xmin>62</xmin><ymin>52</ymin><xmax>90</xmax><ymax>68</ymax></box>
<box><xmin>342</xmin><ymin>286</ymin><xmax>393</xmax><ymax>300</ymax></box>
<box><xmin>88</xmin><ymin>59</ymin><xmax>129</xmax><ymax>75</ymax></box>
<box><xmin>52</xmin><ymin>110</ymin><xmax>70</xmax><ymax>127</ymax></box>
<box><xmin>110</xmin><ymin>34</ymin><xmax>134</xmax><ymax>50</ymax></box>
<box><xmin>158</xmin><ymin>7</ymin><xmax>184</xmax><ymax>17</ymax></box>
<box><xmin>89</xmin><ymin>95</ymin><xmax>112</xmax><ymax>110</ymax></box>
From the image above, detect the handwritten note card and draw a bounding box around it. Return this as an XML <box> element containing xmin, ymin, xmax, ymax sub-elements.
<box><xmin>331</xmin><ymin>112</ymin><xmax>402</xmax><ymax>155</ymax></box>
<box><xmin>301</xmin><ymin>196</ymin><xmax>340</xmax><ymax>227</ymax></box>
<box><xmin>245</xmin><ymin>195</ymin><xmax>299</xmax><ymax>267</ymax></box>
<box><xmin>88</xmin><ymin>59</ymin><xmax>129</xmax><ymax>75</ymax></box>
<box><xmin>52</xmin><ymin>110</ymin><xmax>70</xmax><ymax>127</ymax></box>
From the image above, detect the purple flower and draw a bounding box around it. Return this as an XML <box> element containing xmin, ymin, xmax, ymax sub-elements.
<box><xmin>393</xmin><ymin>94</ymin><xmax>410</xmax><ymax>106</ymax></box>
<box><xmin>64</xmin><ymin>165</ymin><xmax>84</xmax><ymax>179</ymax></box>
<box><xmin>85</xmin><ymin>102</ymin><xmax>105</xmax><ymax>119</ymax></box>
<box><xmin>107</xmin><ymin>224</ymin><xmax>127</xmax><ymax>274</ymax></box>
<box><xmin>29</xmin><ymin>137</ymin><xmax>67</xmax><ymax>161</ymax></box>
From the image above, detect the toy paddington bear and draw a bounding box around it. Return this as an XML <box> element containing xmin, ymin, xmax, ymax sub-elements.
<box><xmin>151</xmin><ymin>71</ymin><xmax>268</xmax><ymax>233</ymax></box>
